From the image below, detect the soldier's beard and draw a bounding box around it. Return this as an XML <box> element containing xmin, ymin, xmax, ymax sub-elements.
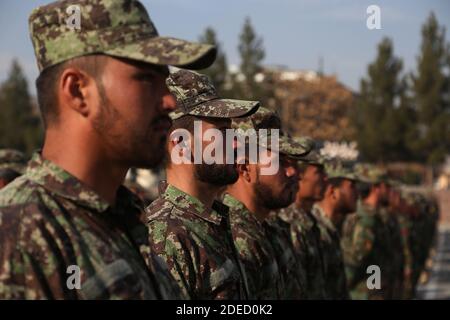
<box><xmin>253</xmin><ymin>171</ymin><xmax>295</xmax><ymax>210</ymax></box>
<box><xmin>92</xmin><ymin>81</ymin><xmax>164</xmax><ymax>169</ymax></box>
<box><xmin>194</xmin><ymin>163</ymin><xmax>239</xmax><ymax>186</ymax></box>
<box><xmin>338</xmin><ymin>199</ymin><xmax>356</xmax><ymax>215</ymax></box>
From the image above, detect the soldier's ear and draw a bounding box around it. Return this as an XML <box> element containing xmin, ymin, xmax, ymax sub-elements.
<box><xmin>59</xmin><ymin>67</ymin><xmax>93</xmax><ymax>118</ymax></box>
<box><xmin>168</xmin><ymin>130</ymin><xmax>193</xmax><ymax>163</ymax></box>
<box><xmin>330</xmin><ymin>185</ymin><xmax>339</xmax><ymax>200</ymax></box>
<box><xmin>237</xmin><ymin>163</ymin><xmax>251</xmax><ymax>181</ymax></box>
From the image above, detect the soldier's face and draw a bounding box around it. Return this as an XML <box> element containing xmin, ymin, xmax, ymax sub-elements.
<box><xmin>298</xmin><ymin>164</ymin><xmax>326</xmax><ymax>201</ymax></box>
<box><xmin>253</xmin><ymin>154</ymin><xmax>298</xmax><ymax>210</ymax></box>
<box><xmin>388</xmin><ymin>188</ymin><xmax>400</xmax><ymax>208</ymax></box>
<box><xmin>336</xmin><ymin>179</ymin><xmax>358</xmax><ymax>214</ymax></box>
<box><xmin>193</xmin><ymin>118</ymin><xmax>239</xmax><ymax>186</ymax></box>
<box><xmin>378</xmin><ymin>182</ymin><xmax>389</xmax><ymax>206</ymax></box>
<box><xmin>92</xmin><ymin>57</ymin><xmax>176</xmax><ymax>168</ymax></box>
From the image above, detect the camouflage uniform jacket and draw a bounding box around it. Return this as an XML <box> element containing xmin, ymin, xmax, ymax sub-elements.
<box><xmin>264</xmin><ymin>213</ymin><xmax>305</xmax><ymax>299</ymax></box>
<box><xmin>379</xmin><ymin>207</ymin><xmax>404</xmax><ymax>299</ymax></box>
<box><xmin>0</xmin><ymin>153</ymin><xmax>179</xmax><ymax>299</ymax></box>
<box><xmin>146</xmin><ymin>183</ymin><xmax>247</xmax><ymax>300</ymax></box>
<box><xmin>311</xmin><ymin>204</ymin><xmax>349</xmax><ymax>299</ymax></box>
<box><xmin>340</xmin><ymin>201</ymin><xmax>388</xmax><ymax>299</ymax></box>
<box><xmin>396</xmin><ymin>213</ymin><xmax>413</xmax><ymax>299</ymax></box>
<box><xmin>223</xmin><ymin>194</ymin><xmax>280</xmax><ymax>299</ymax></box>
<box><xmin>278</xmin><ymin>204</ymin><xmax>327</xmax><ymax>299</ymax></box>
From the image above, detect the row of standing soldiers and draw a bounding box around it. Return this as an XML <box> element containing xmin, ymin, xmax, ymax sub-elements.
<box><xmin>0</xmin><ymin>0</ymin><xmax>440</xmax><ymax>299</ymax></box>
<box><xmin>0</xmin><ymin>93</ymin><xmax>439</xmax><ymax>300</ymax></box>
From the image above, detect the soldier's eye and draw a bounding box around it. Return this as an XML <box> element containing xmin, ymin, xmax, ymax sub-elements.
<box><xmin>133</xmin><ymin>72</ymin><xmax>156</xmax><ymax>83</ymax></box>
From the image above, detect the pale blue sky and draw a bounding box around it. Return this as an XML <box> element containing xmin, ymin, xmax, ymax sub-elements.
<box><xmin>0</xmin><ymin>0</ymin><xmax>449</xmax><ymax>94</ymax></box>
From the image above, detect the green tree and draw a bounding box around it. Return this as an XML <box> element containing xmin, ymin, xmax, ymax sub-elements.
<box><xmin>235</xmin><ymin>17</ymin><xmax>266</xmax><ymax>101</ymax></box>
<box><xmin>411</xmin><ymin>12</ymin><xmax>450</xmax><ymax>165</ymax></box>
<box><xmin>0</xmin><ymin>59</ymin><xmax>43</xmax><ymax>156</ymax></box>
<box><xmin>354</xmin><ymin>38</ymin><xmax>413</xmax><ymax>162</ymax></box>
<box><xmin>198</xmin><ymin>27</ymin><xmax>228</xmax><ymax>94</ymax></box>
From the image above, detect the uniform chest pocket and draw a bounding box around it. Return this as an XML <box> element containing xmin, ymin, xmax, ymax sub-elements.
<box><xmin>79</xmin><ymin>259</ymin><xmax>146</xmax><ymax>299</ymax></box>
<box><xmin>209</xmin><ymin>259</ymin><xmax>239</xmax><ymax>292</ymax></box>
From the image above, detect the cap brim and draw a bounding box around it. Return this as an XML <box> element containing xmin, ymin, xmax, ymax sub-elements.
<box><xmin>0</xmin><ymin>163</ymin><xmax>26</xmax><ymax>175</ymax></box>
<box><xmin>258</xmin><ymin>134</ymin><xmax>311</xmax><ymax>158</ymax></box>
<box><xmin>105</xmin><ymin>36</ymin><xmax>217</xmax><ymax>70</ymax></box>
<box><xmin>300</xmin><ymin>150</ymin><xmax>325</xmax><ymax>165</ymax></box>
<box><xmin>170</xmin><ymin>99</ymin><xmax>260</xmax><ymax>120</ymax></box>
<box><xmin>279</xmin><ymin>134</ymin><xmax>311</xmax><ymax>158</ymax></box>
<box><xmin>327</xmin><ymin>172</ymin><xmax>358</xmax><ymax>180</ymax></box>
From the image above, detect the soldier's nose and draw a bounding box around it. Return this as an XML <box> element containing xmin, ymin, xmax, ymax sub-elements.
<box><xmin>162</xmin><ymin>93</ymin><xmax>177</xmax><ymax>112</ymax></box>
<box><xmin>285</xmin><ymin>165</ymin><xmax>296</xmax><ymax>177</ymax></box>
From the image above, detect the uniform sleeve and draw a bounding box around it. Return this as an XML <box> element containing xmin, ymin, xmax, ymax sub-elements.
<box><xmin>147</xmin><ymin>218</ymin><xmax>207</xmax><ymax>299</ymax></box>
<box><xmin>349</xmin><ymin>216</ymin><xmax>375</xmax><ymax>267</ymax></box>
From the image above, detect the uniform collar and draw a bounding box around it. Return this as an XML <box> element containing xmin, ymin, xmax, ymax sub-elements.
<box><xmin>160</xmin><ymin>181</ymin><xmax>227</xmax><ymax>225</ymax></box>
<box><xmin>312</xmin><ymin>203</ymin><xmax>337</xmax><ymax>233</ymax></box>
<box><xmin>25</xmin><ymin>152</ymin><xmax>141</xmax><ymax>213</ymax></box>
<box><xmin>357</xmin><ymin>200</ymin><xmax>377</xmax><ymax>217</ymax></box>
<box><xmin>223</xmin><ymin>193</ymin><xmax>261</xmax><ymax>226</ymax></box>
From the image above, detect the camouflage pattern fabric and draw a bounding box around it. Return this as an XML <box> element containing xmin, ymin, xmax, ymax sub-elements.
<box><xmin>264</xmin><ymin>213</ymin><xmax>305</xmax><ymax>299</ymax></box>
<box><xmin>354</xmin><ymin>163</ymin><xmax>388</xmax><ymax>185</ymax></box>
<box><xmin>378</xmin><ymin>206</ymin><xmax>405</xmax><ymax>299</ymax></box>
<box><xmin>29</xmin><ymin>0</ymin><xmax>216</xmax><ymax>72</ymax></box>
<box><xmin>340</xmin><ymin>201</ymin><xmax>389</xmax><ymax>300</ymax></box>
<box><xmin>231</xmin><ymin>107</ymin><xmax>312</xmax><ymax>159</ymax></box>
<box><xmin>223</xmin><ymin>194</ymin><xmax>281</xmax><ymax>299</ymax></box>
<box><xmin>0</xmin><ymin>152</ymin><xmax>180</xmax><ymax>299</ymax></box>
<box><xmin>397</xmin><ymin>212</ymin><xmax>414</xmax><ymax>298</ymax></box>
<box><xmin>277</xmin><ymin>204</ymin><xmax>326</xmax><ymax>299</ymax></box>
<box><xmin>0</xmin><ymin>149</ymin><xmax>27</xmax><ymax>174</ymax></box>
<box><xmin>146</xmin><ymin>182</ymin><xmax>248</xmax><ymax>300</ymax></box>
<box><xmin>167</xmin><ymin>70</ymin><xmax>259</xmax><ymax>120</ymax></box>
<box><xmin>324</xmin><ymin>158</ymin><xmax>358</xmax><ymax>181</ymax></box>
<box><xmin>311</xmin><ymin>204</ymin><xmax>349</xmax><ymax>299</ymax></box>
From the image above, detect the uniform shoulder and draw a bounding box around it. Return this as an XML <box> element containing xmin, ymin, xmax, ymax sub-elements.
<box><xmin>0</xmin><ymin>175</ymin><xmax>57</xmax><ymax>253</ymax></box>
<box><xmin>146</xmin><ymin>196</ymin><xmax>192</xmax><ymax>222</ymax></box>
<box><xmin>0</xmin><ymin>175</ymin><xmax>44</xmax><ymax>207</ymax></box>
<box><xmin>146</xmin><ymin>197</ymin><xmax>192</xmax><ymax>244</ymax></box>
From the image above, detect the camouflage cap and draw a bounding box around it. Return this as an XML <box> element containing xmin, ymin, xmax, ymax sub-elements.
<box><xmin>167</xmin><ymin>70</ymin><xmax>260</xmax><ymax>120</ymax></box>
<box><xmin>0</xmin><ymin>149</ymin><xmax>27</xmax><ymax>174</ymax></box>
<box><xmin>354</xmin><ymin>163</ymin><xmax>388</xmax><ymax>184</ymax></box>
<box><xmin>29</xmin><ymin>0</ymin><xmax>216</xmax><ymax>72</ymax></box>
<box><xmin>386</xmin><ymin>178</ymin><xmax>402</xmax><ymax>188</ymax></box>
<box><xmin>324</xmin><ymin>158</ymin><xmax>358</xmax><ymax>181</ymax></box>
<box><xmin>292</xmin><ymin>136</ymin><xmax>326</xmax><ymax>165</ymax></box>
<box><xmin>231</xmin><ymin>107</ymin><xmax>311</xmax><ymax>158</ymax></box>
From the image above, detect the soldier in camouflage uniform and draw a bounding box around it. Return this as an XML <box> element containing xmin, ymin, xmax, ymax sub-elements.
<box><xmin>340</xmin><ymin>164</ymin><xmax>390</xmax><ymax>300</ymax></box>
<box><xmin>224</xmin><ymin>107</ymin><xmax>311</xmax><ymax>299</ymax></box>
<box><xmin>277</xmin><ymin>140</ymin><xmax>328</xmax><ymax>299</ymax></box>
<box><xmin>146</xmin><ymin>69</ymin><xmax>260</xmax><ymax>299</ymax></box>
<box><xmin>0</xmin><ymin>0</ymin><xmax>216</xmax><ymax>299</ymax></box>
<box><xmin>396</xmin><ymin>191</ymin><xmax>415</xmax><ymax>299</ymax></box>
<box><xmin>0</xmin><ymin>149</ymin><xmax>27</xmax><ymax>189</ymax></box>
<box><xmin>311</xmin><ymin>159</ymin><xmax>358</xmax><ymax>299</ymax></box>
<box><xmin>407</xmin><ymin>192</ymin><xmax>437</xmax><ymax>294</ymax></box>
<box><xmin>379</xmin><ymin>182</ymin><xmax>406</xmax><ymax>299</ymax></box>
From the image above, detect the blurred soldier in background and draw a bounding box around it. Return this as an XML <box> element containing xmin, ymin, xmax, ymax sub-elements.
<box><xmin>385</xmin><ymin>184</ymin><xmax>407</xmax><ymax>299</ymax></box>
<box><xmin>340</xmin><ymin>164</ymin><xmax>390</xmax><ymax>299</ymax></box>
<box><xmin>0</xmin><ymin>149</ymin><xmax>26</xmax><ymax>189</ymax></box>
<box><xmin>277</xmin><ymin>140</ymin><xmax>328</xmax><ymax>299</ymax></box>
<box><xmin>312</xmin><ymin>159</ymin><xmax>358</xmax><ymax>299</ymax></box>
<box><xmin>406</xmin><ymin>192</ymin><xmax>439</xmax><ymax>296</ymax></box>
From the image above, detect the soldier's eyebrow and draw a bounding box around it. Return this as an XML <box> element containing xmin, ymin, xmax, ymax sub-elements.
<box><xmin>132</xmin><ymin>66</ymin><xmax>168</xmax><ymax>78</ymax></box>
